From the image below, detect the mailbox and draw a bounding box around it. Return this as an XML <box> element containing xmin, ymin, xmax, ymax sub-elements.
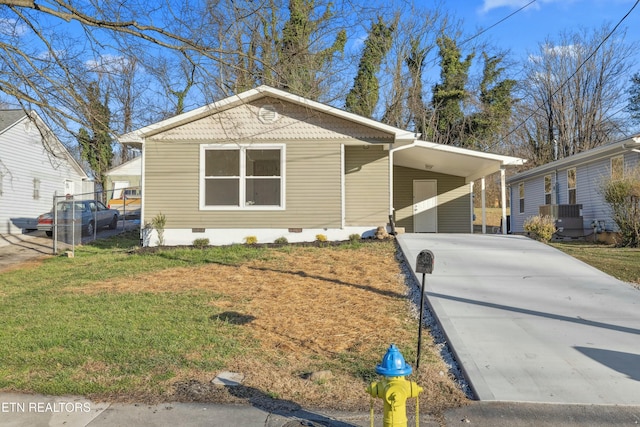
<box><xmin>416</xmin><ymin>250</ymin><xmax>434</xmax><ymax>274</ymax></box>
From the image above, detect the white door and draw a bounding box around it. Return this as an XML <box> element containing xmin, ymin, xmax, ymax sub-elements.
<box><xmin>413</xmin><ymin>180</ymin><xmax>437</xmax><ymax>232</ymax></box>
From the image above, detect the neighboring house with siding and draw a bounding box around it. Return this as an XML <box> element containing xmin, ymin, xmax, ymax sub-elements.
<box><xmin>507</xmin><ymin>134</ymin><xmax>640</xmax><ymax>237</ymax></box>
<box><xmin>120</xmin><ymin>86</ymin><xmax>524</xmax><ymax>246</ymax></box>
<box><xmin>0</xmin><ymin>110</ymin><xmax>92</xmax><ymax>234</ymax></box>
<box><xmin>104</xmin><ymin>156</ymin><xmax>141</xmax><ymax>199</ymax></box>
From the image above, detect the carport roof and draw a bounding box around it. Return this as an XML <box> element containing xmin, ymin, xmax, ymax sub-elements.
<box><xmin>393</xmin><ymin>140</ymin><xmax>525</xmax><ymax>182</ymax></box>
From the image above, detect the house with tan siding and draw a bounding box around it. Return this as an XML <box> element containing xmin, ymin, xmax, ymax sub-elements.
<box><xmin>120</xmin><ymin>86</ymin><xmax>524</xmax><ymax>246</ymax></box>
<box><xmin>507</xmin><ymin>134</ymin><xmax>640</xmax><ymax>238</ymax></box>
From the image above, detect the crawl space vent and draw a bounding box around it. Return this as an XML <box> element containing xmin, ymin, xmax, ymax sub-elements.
<box><xmin>258</xmin><ymin>105</ymin><xmax>279</xmax><ymax>124</ymax></box>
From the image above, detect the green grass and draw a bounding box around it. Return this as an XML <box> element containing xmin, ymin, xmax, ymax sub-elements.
<box><xmin>550</xmin><ymin>241</ymin><xmax>640</xmax><ymax>284</ymax></box>
<box><xmin>0</xmin><ymin>232</ymin><xmax>270</xmax><ymax>398</ymax></box>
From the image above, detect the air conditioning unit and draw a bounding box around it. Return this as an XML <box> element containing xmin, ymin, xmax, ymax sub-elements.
<box><xmin>539</xmin><ymin>204</ymin><xmax>584</xmax><ymax>237</ymax></box>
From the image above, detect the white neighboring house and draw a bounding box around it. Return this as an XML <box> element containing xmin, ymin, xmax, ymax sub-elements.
<box><xmin>0</xmin><ymin>110</ymin><xmax>92</xmax><ymax>234</ymax></box>
<box><xmin>507</xmin><ymin>134</ymin><xmax>640</xmax><ymax>238</ymax></box>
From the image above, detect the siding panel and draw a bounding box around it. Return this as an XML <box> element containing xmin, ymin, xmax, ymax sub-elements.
<box><xmin>144</xmin><ymin>139</ymin><xmax>342</xmax><ymax>229</ymax></box>
<box><xmin>344</xmin><ymin>145</ymin><xmax>389</xmax><ymax>226</ymax></box>
<box><xmin>393</xmin><ymin>166</ymin><xmax>470</xmax><ymax>233</ymax></box>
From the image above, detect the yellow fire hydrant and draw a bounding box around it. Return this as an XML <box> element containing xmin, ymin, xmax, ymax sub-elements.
<box><xmin>366</xmin><ymin>344</ymin><xmax>423</xmax><ymax>427</ymax></box>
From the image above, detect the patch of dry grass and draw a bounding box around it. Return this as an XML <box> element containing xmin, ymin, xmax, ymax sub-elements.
<box><xmin>72</xmin><ymin>242</ymin><xmax>468</xmax><ymax>414</ymax></box>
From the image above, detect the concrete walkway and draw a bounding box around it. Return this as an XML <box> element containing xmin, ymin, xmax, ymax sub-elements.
<box><xmin>2</xmin><ymin>392</ymin><xmax>640</xmax><ymax>426</ymax></box>
<box><xmin>397</xmin><ymin>233</ymin><xmax>640</xmax><ymax>405</ymax></box>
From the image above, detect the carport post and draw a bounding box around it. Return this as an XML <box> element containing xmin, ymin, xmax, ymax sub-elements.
<box><xmin>415</xmin><ymin>250</ymin><xmax>434</xmax><ymax>370</ymax></box>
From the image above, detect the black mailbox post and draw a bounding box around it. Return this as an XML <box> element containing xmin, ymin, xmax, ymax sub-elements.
<box><xmin>416</xmin><ymin>250</ymin><xmax>434</xmax><ymax>369</ymax></box>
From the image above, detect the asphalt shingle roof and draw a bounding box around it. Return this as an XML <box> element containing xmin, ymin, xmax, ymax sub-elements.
<box><xmin>0</xmin><ymin>109</ymin><xmax>27</xmax><ymax>133</ymax></box>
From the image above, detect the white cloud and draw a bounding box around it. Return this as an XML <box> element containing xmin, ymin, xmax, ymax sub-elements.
<box><xmin>0</xmin><ymin>18</ymin><xmax>28</xmax><ymax>37</ymax></box>
<box><xmin>480</xmin><ymin>0</ymin><xmax>558</xmax><ymax>13</ymax></box>
<box><xmin>85</xmin><ymin>54</ymin><xmax>132</xmax><ymax>74</ymax></box>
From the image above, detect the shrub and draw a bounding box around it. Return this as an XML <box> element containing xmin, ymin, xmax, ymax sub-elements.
<box><xmin>244</xmin><ymin>235</ymin><xmax>258</xmax><ymax>245</ymax></box>
<box><xmin>150</xmin><ymin>212</ymin><xmax>167</xmax><ymax>246</ymax></box>
<box><xmin>192</xmin><ymin>238</ymin><xmax>210</xmax><ymax>248</ymax></box>
<box><xmin>523</xmin><ymin>215</ymin><xmax>556</xmax><ymax>242</ymax></box>
<box><xmin>601</xmin><ymin>169</ymin><xmax>640</xmax><ymax>247</ymax></box>
<box><xmin>315</xmin><ymin>234</ymin><xmax>327</xmax><ymax>242</ymax></box>
<box><xmin>274</xmin><ymin>237</ymin><xmax>288</xmax><ymax>244</ymax></box>
<box><xmin>348</xmin><ymin>233</ymin><xmax>361</xmax><ymax>243</ymax></box>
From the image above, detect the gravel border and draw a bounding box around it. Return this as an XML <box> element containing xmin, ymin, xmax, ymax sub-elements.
<box><xmin>395</xmin><ymin>247</ymin><xmax>474</xmax><ymax>399</ymax></box>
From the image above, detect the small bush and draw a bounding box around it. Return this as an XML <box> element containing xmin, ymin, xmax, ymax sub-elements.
<box><xmin>244</xmin><ymin>235</ymin><xmax>258</xmax><ymax>245</ymax></box>
<box><xmin>348</xmin><ymin>233</ymin><xmax>361</xmax><ymax>243</ymax></box>
<box><xmin>192</xmin><ymin>238</ymin><xmax>210</xmax><ymax>248</ymax></box>
<box><xmin>151</xmin><ymin>212</ymin><xmax>167</xmax><ymax>246</ymax></box>
<box><xmin>523</xmin><ymin>215</ymin><xmax>556</xmax><ymax>242</ymax></box>
<box><xmin>315</xmin><ymin>234</ymin><xmax>327</xmax><ymax>242</ymax></box>
<box><xmin>274</xmin><ymin>237</ymin><xmax>288</xmax><ymax>244</ymax></box>
<box><xmin>601</xmin><ymin>169</ymin><xmax>640</xmax><ymax>247</ymax></box>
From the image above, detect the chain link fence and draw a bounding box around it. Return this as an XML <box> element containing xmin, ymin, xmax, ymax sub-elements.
<box><xmin>49</xmin><ymin>190</ymin><xmax>136</xmax><ymax>255</ymax></box>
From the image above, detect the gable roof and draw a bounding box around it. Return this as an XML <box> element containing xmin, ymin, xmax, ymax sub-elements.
<box><xmin>0</xmin><ymin>109</ymin><xmax>88</xmax><ymax>179</ymax></box>
<box><xmin>506</xmin><ymin>134</ymin><xmax>640</xmax><ymax>184</ymax></box>
<box><xmin>120</xmin><ymin>85</ymin><xmax>525</xmax><ymax>181</ymax></box>
<box><xmin>0</xmin><ymin>109</ymin><xmax>28</xmax><ymax>134</ymax></box>
<box><xmin>119</xmin><ymin>85</ymin><xmax>417</xmax><ymax>145</ymax></box>
<box><xmin>105</xmin><ymin>156</ymin><xmax>141</xmax><ymax>176</ymax></box>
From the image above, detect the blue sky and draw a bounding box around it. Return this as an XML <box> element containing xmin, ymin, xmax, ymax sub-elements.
<box><xmin>442</xmin><ymin>0</ymin><xmax>640</xmax><ymax>65</ymax></box>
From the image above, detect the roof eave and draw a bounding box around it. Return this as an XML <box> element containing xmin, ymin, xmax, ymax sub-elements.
<box><xmin>506</xmin><ymin>135</ymin><xmax>640</xmax><ymax>184</ymax></box>
<box><xmin>120</xmin><ymin>85</ymin><xmax>415</xmax><ymax>143</ymax></box>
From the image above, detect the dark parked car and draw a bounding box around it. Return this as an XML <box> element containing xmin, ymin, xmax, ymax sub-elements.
<box><xmin>37</xmin><ymin>200</ymin><xmax>119</xmax><ymax>237</ymax></box>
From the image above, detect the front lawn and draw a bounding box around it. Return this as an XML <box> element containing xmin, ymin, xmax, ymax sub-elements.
<box><xmin>0</xmin><ymin>232</ymin><xmax>466</xmax><ymax>415</ymax></box>
<box><xmin>551</xmin><ymin>241</ymin><xmax>640</xmax><ymax>286</ymax></box>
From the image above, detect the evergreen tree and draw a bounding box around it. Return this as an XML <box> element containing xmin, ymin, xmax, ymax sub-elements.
<box><xmin>77</xmin><ymin>82</ymin><xmax>113</xmax><ymax>201</ymax></box>
<box><xmin>278</xmin><ymin>0</ymin><xmax>347</xmax><ymax>100</ymax></box>
<box><xmin>345</xmin><ymin>17</ymin><xmax>395</xmax><ymax>118</ymax></box>
<box><xmin>466</xmin><ymin>53</ymin><xmax>516</xmax><ymax>149</ymax></box>
<box><xmin>431</xmin><ymin>35</ymin><xmax>474</xmax><ymax>146</ymax></box>
<box><xmin>406</xmin><ymin>38</ymin><xmax>429</xmax><ymax>137</ymax></box>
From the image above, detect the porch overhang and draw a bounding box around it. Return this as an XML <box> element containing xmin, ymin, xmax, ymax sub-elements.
<box><xmin>391</xmin><ymin>140</ymin><xmax>525</xmax><ymax>182</ymax></box>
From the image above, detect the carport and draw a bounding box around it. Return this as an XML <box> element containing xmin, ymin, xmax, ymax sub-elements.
<box><xmin>391</xmin><ymin>141</ymin><xmax>524</xmax><ymax>233</ymax></box>
<box><xmin>398</xmin><ymin>233</ymin><xmax>640</xmax><ymax>404</ymax></box>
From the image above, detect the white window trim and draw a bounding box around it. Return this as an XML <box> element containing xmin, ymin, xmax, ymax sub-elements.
<box><xmin>544</xmin><ymin>174</ymin><xmax>552</xmax><ymax>204</ymax></box>
<box><xmin>199</xmin><ymin>143</ymin><xmax>286</xmax><ymax>211</ymax></box>
<box><xmin>518</xmin><ymin>182</ymin><xmax>525</xmax><ymax>214</ymax></box>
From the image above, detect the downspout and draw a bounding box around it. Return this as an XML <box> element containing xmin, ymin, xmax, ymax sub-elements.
<box><xmin>389</xmin><ymin>140</ymin><xmax>419</xmax><ymax>228</ymax></box>
<box><xmin>555</xmin><ymin>170</ymin><xmax>560</xmax><ymax>205</ymax></box>
<box><xmin>140</xmin><ymin>143</ymin><xmax>146</xmax><ymax>246</ymax></box>
<box><xmin>341</xmin><ymin>144</ymin><xmax>345</xmax><ymax>229</ymax></box>
<box><xmin>389</xmin><ymin>143</ymin><xmax>394</xmax><ymax>222</ymax></box>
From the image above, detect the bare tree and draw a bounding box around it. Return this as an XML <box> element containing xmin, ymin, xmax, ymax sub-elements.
<box><xmin>513</xmin><ymin>25</ymin><xmax>635</xmax><ymax>166</ymax></box>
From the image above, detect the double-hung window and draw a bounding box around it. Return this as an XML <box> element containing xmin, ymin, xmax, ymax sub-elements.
<box><xmin>518</xmin><ymin>182</ymin><xmax>525</xmax><ymax>214</ymax></box>
<box><xmin>201</xmin><ymin>144</ymin><xmax>285</xmax><ymax>209</ymax></box>
<box><xmin>544</xmin><ymin>175</ymin><xmax>552</xmax><ymax>205</ymax></box>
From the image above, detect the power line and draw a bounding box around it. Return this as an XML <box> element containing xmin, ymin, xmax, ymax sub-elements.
<box><xmin>488</xmin><ymin>0</ymin><xmax>640</xmax><ymax>151</ymax></box>
<box><xmin>459</xmin><ymin>0</ymin><xmax>537</xmax><ymax>47</ymax></box>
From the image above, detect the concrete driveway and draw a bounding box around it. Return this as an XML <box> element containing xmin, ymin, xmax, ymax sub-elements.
<box><xmin>397</xmin><ymin>233</ymin><xmax>640</xmax><ymax>405</ymax></box>
<box><xmin>0</xmin><ymin>220</ymin><xmax>139</xmax><ymax>272</ymax></box>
